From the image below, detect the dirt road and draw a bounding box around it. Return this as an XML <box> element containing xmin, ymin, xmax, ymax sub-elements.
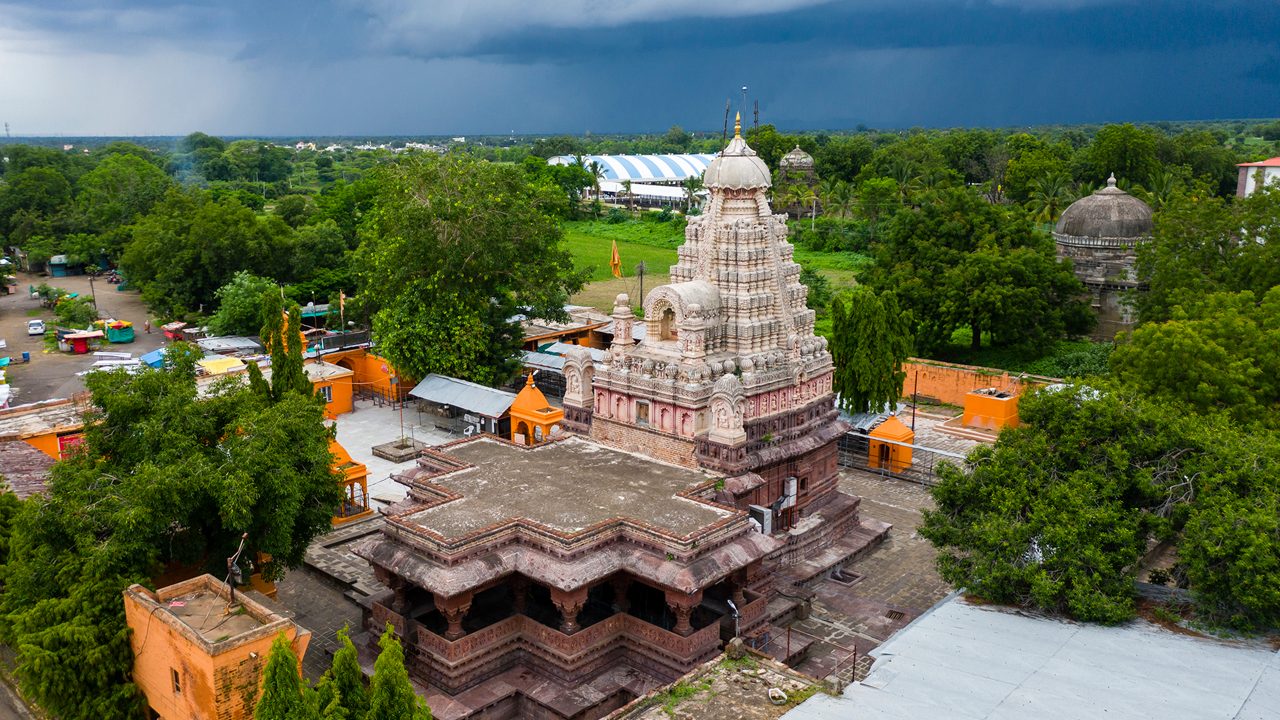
<box><xmin>0</xmin><ymin>272</ymin><xmax>166</xmax><ymax>405</ymax></box>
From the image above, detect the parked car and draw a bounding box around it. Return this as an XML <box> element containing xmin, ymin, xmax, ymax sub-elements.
<box><xmin>26</xmin><ymin>319</ymin><xmax>45</xmax><ymax>336</ymax></box>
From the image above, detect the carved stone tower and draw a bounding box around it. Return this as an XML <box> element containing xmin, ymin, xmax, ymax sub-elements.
<box><xmin>562</xmin><ymin>115</ymin><xmax>850</xmax><ymax>531</ymax></box>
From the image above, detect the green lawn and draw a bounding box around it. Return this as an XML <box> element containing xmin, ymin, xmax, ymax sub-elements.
<box><xmin>561</xmin><ymin>228</ymin><xmax>679</xmax><ymax>282</ymax></box>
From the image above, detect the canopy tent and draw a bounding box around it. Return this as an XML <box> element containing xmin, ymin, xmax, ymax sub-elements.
<box><xmin>548</xmin><ymin>154</ymin><xmax>716</xmax><ymax>184</ymax></box>
<box><xmin>197</xmin><ymin>356</ymin><xmax>246</xmax><ymax>376</ymax></box>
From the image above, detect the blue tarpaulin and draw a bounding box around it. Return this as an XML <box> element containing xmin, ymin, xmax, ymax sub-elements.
<box><xmin>139</xmin><ymin>348</ymin><xmax>166</xmax><ymax>368</ymax></box>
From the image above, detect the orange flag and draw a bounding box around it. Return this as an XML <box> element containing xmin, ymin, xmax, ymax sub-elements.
<box><xmin>609</xmin><ymin>239</ymin><xmax>622</xmax><ymax>279</ymax></box>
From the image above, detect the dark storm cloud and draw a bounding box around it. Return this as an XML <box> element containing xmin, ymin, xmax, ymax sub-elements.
<box><xmin>0</xmin><ymin>0</ymin><xmax>1276</xmax><ymax>134</ymax></box>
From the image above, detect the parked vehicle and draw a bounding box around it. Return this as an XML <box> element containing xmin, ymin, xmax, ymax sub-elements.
<box><xmin>26</xmin><ymin>319</ymin><xmax>45</xmax><ymax>336</ymax></box>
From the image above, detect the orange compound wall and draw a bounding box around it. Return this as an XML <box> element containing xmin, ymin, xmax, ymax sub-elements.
<box><xmin>899</xmin><ymin>359</ymin><xmax>1058</xmax><ymax>407</ymax></box>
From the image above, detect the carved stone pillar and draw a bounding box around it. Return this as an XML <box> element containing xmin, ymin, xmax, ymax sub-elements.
<box><xmin>730</xmin><ymin>573</ymin><xmax>747</xmax><ymax>608</ymax></box>
<box><xmin>611</xmin><ymin>576</ymin><xmax>632</xmax><ymax>614</ymax></box>
<box><xmin>511</xmin><ymin>577</ymin><xmax>529</xmax><ymax>616</ymax></box>
<box><xmin>664</xmin><ymin>589</ymin><xmax>703</xmax><ymax>637</ymax></box>
<box><xmin>389</xmin><ymin>577</ymin><xmax>410</xmax><ymax>615</ymax></box>
<box><xmin>551</xmin><ymin>586</ymin><xmax>588</xmax><ymax>635</ymax></box>
<box><xmin>434</xmin><ymin>592</ymin><xmax>473</xmax><ymax>641</ymax></box>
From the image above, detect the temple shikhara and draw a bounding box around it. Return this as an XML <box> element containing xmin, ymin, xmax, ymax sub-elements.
<box><xmin>355</xmin><ymin>116</ymin><xmax>888</xmax><ymax>719</ymax></box>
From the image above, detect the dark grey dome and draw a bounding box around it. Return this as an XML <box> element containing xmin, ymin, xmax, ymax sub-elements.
<box><xmin>1053</xmin><ymin>174</ymin><xmax>1153</xmax><ymax>243</ymax></box>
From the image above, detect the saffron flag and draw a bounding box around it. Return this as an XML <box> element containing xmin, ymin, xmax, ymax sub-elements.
<box><xmin>610</xmin><ymin>239</ymin><xmax>622</xmax><ymax>279</ymax></box>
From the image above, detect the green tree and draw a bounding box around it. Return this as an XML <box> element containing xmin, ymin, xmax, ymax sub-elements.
<box><xmin>1025</xmin><ymin>172</ymin><xmax>1075</xmax><ymax>223</ymax></box>
<box><xmin>121</xmin><ymin>189</ymin><xmax>295</xmax><ymax>316</ymax></box>
<box><xmin>255</xmin><ymin>634</ymin><xmax>308</xmax><ymax>720</ymax></box>
<box><xmin>799</xmin><ymin>266</ymin><xmax>832</xmax><ymax>317</ymax></box>
<box><xmin>0</xmin><ymin>166</ymin><xmax>72</xmax><ymax>234</ymax></box>
<box><xmin>53</xmin><ymin>295</ymin><xmax>97</xmax><ymax>327</ymax></box>
<box><xmin>260</xmin><ymin>291</ymin><xmax>312</xmax><ymax>401</ymax></box>
<box><xmin>1110</xmin><ymin>288</ymin><xmax>1280</xmax><ymax>425</ymax></box>
<box><xmin>354</xmin><ymin>155</ymin><xmax>585</xmax><ymax>385</ymax></box>
<box><xmin>210</xmin><ymin>271</ymin><xmax>278</xmax><ymax>336</ymax></box>
<box><xmin>326</xmin><ymin>626</ymin><xmax>369</xmax><ymax>720</ymax></box>
<box><xmin>682</xmin><ymin>174</ymin><xmax>703</xmax><ymax>214</ymax></box>
<box><xmin>368</xmin><ymin>625</ymin><xmax>432</xmax><ymax>720</ymax></box>
<box><xmin>1082</xmin><ymin>124</ymin><xmax>1159</xmax><ymax>186</ymax></box>
<box><xmin>921</xmin><ymin>385</ymin><xmax>1178</xmax><ymax>623</ymax></box>
<box><xmin>830</xmin><ymin>287</ymin><xmax>913</xmax><ymax>414</ymax></box>
<box><xmin>75</xmin><ymin>153</ymin><xmax>173</xmax><ymax>257</ymax></box>
<box><xmin>1135</xmin><ymin>188</ymin><xmax>1280</xmax><ymax>323</ymax></box>
<box><xmin>868</xmin><ymin>187</ymin><xmax>1090</xmax><ymax>355</ymax></box>
<box><xmin>274</xmin><ymin>194</ymin><xmax>318</xmax><ymax>229</ymax></box>
<box><xmin>0</xmin><ymin>347</ymin><xmax>340</xmax><ymax>718</ymax></box>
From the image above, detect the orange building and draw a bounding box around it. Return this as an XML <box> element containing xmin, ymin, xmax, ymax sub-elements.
<box><xmin>509</xmin><ymin>373</ymin><xmax>564</xmax><ymax>445</ymax></box>
<box><xmin>868</xmin><ymin>415</ymin><xmax>915</xmax><ymax>473</ymax></box>
<box><xmin>330</xmin><ymin>438</ymin><xmax>373</xmax><ymax>525</ymax></box>
<box><xmin>124</xmin><ymin>574</ymin><xmax>310</xmax><ymax>720</ymax></box>
<box><xmin>320</xmin><ymin>348</ymin><xmax>407</xmax><ymax>403</ymax></box>
<box><xmin>962</xmin><ymin>389</ymin><xmax>1020</xmax><ymax>431</ymax></box>
<box><xmin>0</xmin><ymin>397</ymin><xmax>87</xmax><ymax>460</ymax></box>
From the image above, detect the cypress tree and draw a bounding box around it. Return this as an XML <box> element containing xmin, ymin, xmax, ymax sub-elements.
<box><xmin>255</xmin><ymin>634</ymin><xmax>307</xmax><ymax>720</ymax></box>
<box><xmin>831</xmin><ymin>286</ymin><xmax>914</xmax><ymax>414</ymax></box>
<box><xmin>327</xmin><ymin>625</ymin><xmax>368</xmax><ymax>720</ymax></box>
<box><xmin>260</xmin><ymin>290</ymin><xmax>312</xmax><ymax>400</ymax></box>
<box><xmin>367</xmin><ymin>624</ymin><xmax>432</xmax><ymax>720</ymax></box>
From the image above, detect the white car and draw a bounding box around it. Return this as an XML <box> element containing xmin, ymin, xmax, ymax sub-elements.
<box><xmin>26</xmin><ymin>319</ymin><xmax>45</xmax><ymax>336</ymax></box>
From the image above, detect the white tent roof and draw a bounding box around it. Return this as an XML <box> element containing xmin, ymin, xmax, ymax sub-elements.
<box><xmin>548</xmin><ymin>154</ymin><xmax>715</xmax><ymax>183</ymax></box>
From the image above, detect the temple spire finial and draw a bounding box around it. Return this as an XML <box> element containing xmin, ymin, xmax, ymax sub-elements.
<box><xmin>1107</xmin><ymin>172</ymin><xmax>1117</xmax><ymax>188</ymax></box>
<box><xmin>734</xmin><ymin>112</ymin><xmax>741</xmax><ymax>138</ymax></box>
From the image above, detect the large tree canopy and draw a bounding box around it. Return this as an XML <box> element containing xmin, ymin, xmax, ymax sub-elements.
<box><xmin>1135</xmin><ymin>187</ymin><xmax>1280</xmax><ymax>324</ymax></box>
<box><xmin>921</xmin><ymin>383</ymin><xmax>1280</xmax><ymax>630</ymax></box>
<box><xmin>0</xmin><ymin>346</ymin><xmax>340</xmax><ymax>719</ymax></box>
<box><xmin>354</xmin><ymin>154</ymin><xmax>585</xmax><ymax>385</ymax></box>
<box><xmin>867</xmin><ymin>186</ymin><xmax>1091</xmax><ymax>354</ymax></box>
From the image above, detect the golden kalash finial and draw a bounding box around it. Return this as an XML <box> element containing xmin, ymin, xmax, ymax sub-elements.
<box><xmin>734</xmin><ymin>111</ymin><xmax>742</xmax><ymax>138</ymax></box>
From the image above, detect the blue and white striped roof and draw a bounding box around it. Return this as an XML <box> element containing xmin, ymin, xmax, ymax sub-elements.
<box><xmin>548</xmin><ymin>154</ymin><xmax>716</xmax><ymax>183</ymax></box>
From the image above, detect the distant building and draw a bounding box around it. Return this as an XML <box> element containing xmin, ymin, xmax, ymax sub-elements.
<box><xmin>1236</xmin><ymin>156</ymin><xmax>1280</xmax><ymax>197</ymax></box>
<box><xmin>1052</xmin><ymin>174</ymin><xmax>1153</xmax><ymax>341</ymax></box>
<box><xmin>776</xmin><ymin>145</ymin><xmax>820</xmax><ymax>219</ymax></box>
<box><xmin>124</xmin><ymin>574</ymin><xmax>311</xmax><ymax>720</ymax></box>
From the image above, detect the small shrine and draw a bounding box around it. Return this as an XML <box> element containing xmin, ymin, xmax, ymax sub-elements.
<box><xmin>868</xmin><ymin>415</ymin><xmax>914</xmax><ymax>473</ymax></box>
<box><xmin>509</xmin><ymin>373</ymin><xmax>563</xmax><ymax>445</ymax></box>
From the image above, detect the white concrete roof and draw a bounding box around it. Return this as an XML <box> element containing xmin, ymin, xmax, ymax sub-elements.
<box><xmin>784</xmin><ymin>594</ymin><xmax>1280</xmax><ymax>720</ymax></box>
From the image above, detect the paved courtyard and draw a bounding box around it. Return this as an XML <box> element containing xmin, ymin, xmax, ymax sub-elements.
<box><xmin>792</xmin><ymin>469</ymin><xmax>951</xmax><ymax>682</ymax></box>
<box><xmin>333</xmin><ymin>399</ymin><xmax>454</xmax><ymax>506</ymax></box>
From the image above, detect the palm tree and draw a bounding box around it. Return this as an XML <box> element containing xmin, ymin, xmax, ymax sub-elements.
<box><xmin>821</xmin><ymin>180</ymin><xmax>855</xmax><ymax>219</ymax></box>
<box><xmin>795</xmin><ymin>185</ymin><xmax>818</xmax><ymax>230</ymax></box>
<box><xmin>682</xmin><ymin>175</ymin><xmax>704</xmax><ymax>214</ymax></box>
<box><xmin>1026</xmin><ymin>173</ymin><xmax>1075</xmax><ymax>224</ymax></box>
<box><xmin>887</xmin><ymin>158</ymin><xmax>917</xmax><ymax>201</ymax></box>
<box><xmin>1143</xmin><ymin>169</ymin><xmax>1179</xmax><ymax>210</ymax></box>
<box><xmin>621</xmin><ymin>179</ymin><xmax>635</xmax><ymax>215</ymax></box>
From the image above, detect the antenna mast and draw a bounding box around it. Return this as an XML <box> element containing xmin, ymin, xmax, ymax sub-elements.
<box><xmin>721</xmin><ymin>99</ymin><xmax>731</xmax><ymax>146</ymax></box>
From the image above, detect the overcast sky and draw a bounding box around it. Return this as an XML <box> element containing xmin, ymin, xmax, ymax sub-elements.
<box><xmin>1</xmin><ymin>0</ymin><xmax>1278</xmax><ymax>136</ymax></box>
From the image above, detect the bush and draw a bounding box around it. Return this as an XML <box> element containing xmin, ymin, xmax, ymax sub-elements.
<box><xmin>605</xmin><ymin>207</ymin><xmax>628</xmax><ymax>224</ymax></box>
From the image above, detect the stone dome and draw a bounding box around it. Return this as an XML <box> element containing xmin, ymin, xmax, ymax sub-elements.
<box><xmin>779</xmin><ymin>145</ymin><xmax>814</xmax><ymax>170</ymax></box>
<box><xmin>703</xmin><ymin>115</ymin><xmax>772</xmax><ymax>190</ymax></box>
<box><xmin>1053</xmin><ymin>174</ymin><xmax>1153</xmax><ymax>244</ymax></box>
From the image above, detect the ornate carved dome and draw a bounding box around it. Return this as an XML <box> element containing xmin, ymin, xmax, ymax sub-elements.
<box><xmin>703</xmin><ymin>114</ymin><xmax>772</xmax><ymax>190</ymax></box>
<box><xmin>1053</xmin><ymin>174</ymin><xmax>1153</xmax><ymax>244</ymax></box>
<box><xmin>779</xmin><ymin>145</ymin><xmax>814</xmax><ymax>170</ymax></box>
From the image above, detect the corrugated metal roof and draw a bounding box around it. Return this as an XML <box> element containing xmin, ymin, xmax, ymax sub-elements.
<box><xmin>1238</xmin><ymin>156</ymin><xmax>1280</xmax><ymax>167</ymax></box>
<box><xmin>408</xmin><ymin>374</ymin><xmax>516</xmax><ymax>418</ymax></box>
<box><xmin>784</xmin><ymin>594</ymin><xmax>1280</xmax><ymax>720</ymax></box>
<box><xmin>542</xmin><ymin>342</ymin><xmax>606</xmax><ymax>361</ymax></box>
<box><xmin>521</xmin><ymin>351</ymin><xmax>565</xmax><ymax>372</ymax></box>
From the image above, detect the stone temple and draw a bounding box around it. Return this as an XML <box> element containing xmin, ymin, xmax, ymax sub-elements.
<box><xmin>1052</xmin><ymin>174</ymin><xmax>1154</xmax><ymax>340</ymax></box>
<box><xmin>355</xmin><ymin>116</ymin><xmax>887</xmax><ymax>719</ymax></box>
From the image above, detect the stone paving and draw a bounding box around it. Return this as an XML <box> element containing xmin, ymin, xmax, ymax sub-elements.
<box><xmin>790</xmin><ymin>468</ymin><xmax>951</xmax><ymax>682</ymax></box>
<box><xmin>333</xmin><ymin>399</ymin><xmax>455</xmax><ymax>506</ymax></box>
<box><xmin>275</xmin><ymin>569</ymin><xmax>366</xmax><ymax>680</ymax></box>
